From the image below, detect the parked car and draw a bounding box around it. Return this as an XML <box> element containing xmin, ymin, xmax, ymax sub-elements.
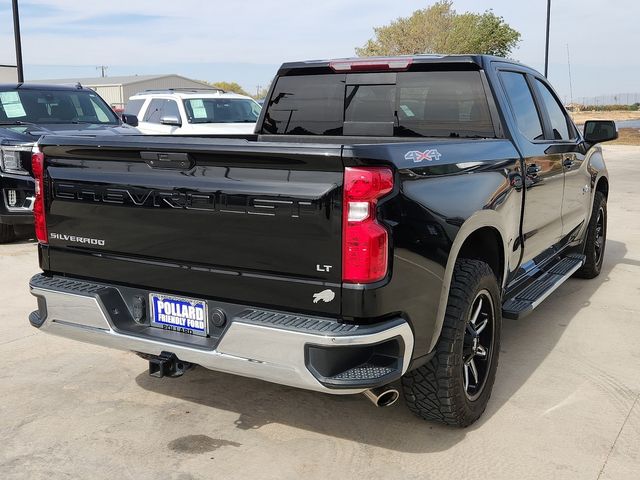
<box><xmin>0</xmin><ymin>83</ymin><xmax>138</xmax><ymax>242</ymax></box>
<box><xmin>124</xmin><ymin>88</ymin><xmax>262</xmax><ymax>135</ymax></box>
<box><xmin>27</xmin><ymin>55</ymin><xmax>617</xmax><ymax>426</ymax></box>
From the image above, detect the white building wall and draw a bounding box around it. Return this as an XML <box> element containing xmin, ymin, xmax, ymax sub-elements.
<box><xmin>0</xmin><ymin>66</ymin><xmax>18</xmax><ymax>82</ymax></box>
<box><xmin>86</xmin><ymin>85</ymin><xmax>123</xmax><ymax>107</ymax></box>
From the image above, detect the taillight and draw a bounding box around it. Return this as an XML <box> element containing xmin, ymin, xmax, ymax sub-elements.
<box><xmin>329</xmin><ymin>57</ymin><xmax>413</xmax><ymax>72</ymax></box>
<box><xmin>342</xmin><ymin>167</ymin><xmax>393</xmax><ymax>283</ymax></box>
<box><xmin>31</xmin><ymin>148</ymin><xmax>48</xmax><ymax>244</ymax></box>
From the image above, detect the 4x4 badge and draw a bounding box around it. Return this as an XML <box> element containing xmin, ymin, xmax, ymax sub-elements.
<box><xmin>405</xmin><ymin>149</ymin><xmax>442</xmax><ymax>163</ymax></box>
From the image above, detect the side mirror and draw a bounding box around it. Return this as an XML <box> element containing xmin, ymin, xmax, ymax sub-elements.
<box><xmin>160</xmin><ymin>115</ymin><xmax>182</xmax><ymax>127</ymax></box>
<box><xmin>121</xmin><ymin>114</ymin><xmax>139</xmax><ymax>127</ymax></box>
<box><xmin>584</xmin><ymin>120</ymin><xmax>618</xmax><ymax>144</ymax></box>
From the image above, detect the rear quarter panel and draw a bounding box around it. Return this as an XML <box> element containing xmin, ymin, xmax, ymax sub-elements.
<box><xmin>343</xmin><ymin>139</ymin><xmax>523</xmax><ymax>359</ymax></box>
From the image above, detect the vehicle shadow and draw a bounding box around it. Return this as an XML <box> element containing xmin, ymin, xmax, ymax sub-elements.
<box><xmin>11</xmin><ymin>225</ymin><xmax>36</xmax><ymax>244</ymax></box>
<box><xmin>483</xmin><ymin>239</ymin><xmax>635</xmax><ymax>422</ymax></box>
<box><xmin>134</xmin><ymin>240</ymin><xmax>631</xmax><ymax>453</ymax></box>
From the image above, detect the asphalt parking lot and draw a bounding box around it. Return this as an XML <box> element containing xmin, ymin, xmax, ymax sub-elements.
<box><xmin>1</xmin><ymin>146</ymin><xmax>639</xmax><ymax>480</ymax></box>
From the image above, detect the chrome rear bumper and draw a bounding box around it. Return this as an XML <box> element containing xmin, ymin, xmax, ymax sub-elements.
<box><xmin>29</xmin><ymin>274</ymin><xmax>414</xmax><ymax>394</ymax></box>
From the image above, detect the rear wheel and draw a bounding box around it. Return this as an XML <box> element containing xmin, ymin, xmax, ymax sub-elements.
<box><xmin>402</xmin><ymin>259</ymin><xmax>501</xmax><ymax>427</ymax></box>
<box><xmin>0</xmin><ymin>223</ymin><xmax>15</xmax><ymax>243</ymax></box>
<box><xmin>575</xmin><ymin>191</ymin><xmax>607</xmax><ymax>279</ymax></box>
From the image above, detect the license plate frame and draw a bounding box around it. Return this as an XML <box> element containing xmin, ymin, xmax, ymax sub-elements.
<box><xmin>149</xmin><ymin>293</ymin><xmax>208</xmax><ymax>337</ymax></box>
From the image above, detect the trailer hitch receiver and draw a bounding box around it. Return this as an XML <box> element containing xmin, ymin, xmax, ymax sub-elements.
<box><xmin>148</xmin><ymin>351</ymin><xmax>193</xmax><ymax>378</ymax></box>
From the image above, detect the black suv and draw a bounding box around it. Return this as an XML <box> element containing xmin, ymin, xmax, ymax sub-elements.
<box><xmin>0</xmin><ymin>83</ymin><xmax>137</xmax><ymax>242</ymax></box>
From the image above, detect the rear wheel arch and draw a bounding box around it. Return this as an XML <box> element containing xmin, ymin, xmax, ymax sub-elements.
<box><xmin>457</xmin><ymin>227</ymin><xmax>505</xmax><ymax>286</ymax></box>
<box><xmin>429</xmin><ymin>214</ymin><xmax>509</xmax><ymax>352</ymax></box>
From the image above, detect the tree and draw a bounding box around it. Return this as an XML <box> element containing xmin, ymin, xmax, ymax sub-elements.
<box><xmin>203</xmin><ymin>81</ymin><xmax>251</xmax><ymax>96</ymax></box>
<box><xmin>356</xmin><ymin>1</ymin><xmax>520</xmax><ymax>58</ymax></box>
<box><xmin>254</xmin><ymin>84</ymin><xmax>271</xmax><ymax>100</ymax></box>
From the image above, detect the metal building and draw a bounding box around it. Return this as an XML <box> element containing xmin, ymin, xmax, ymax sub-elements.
<box><xmin>0</xmin><ymin>64</ymin><xmax>18</xmax><ymax>82</ymax></box>
<box><xmin>30</xmin><ymin>74</ymin><xmax>211</xmax><ymax>111</ymax></box>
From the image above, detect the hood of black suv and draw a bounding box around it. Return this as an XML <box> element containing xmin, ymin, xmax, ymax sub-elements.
<box><xmin>0</xmin><ymin>122</ymin><xmax>138</xmax><ymax>142</ymax></box>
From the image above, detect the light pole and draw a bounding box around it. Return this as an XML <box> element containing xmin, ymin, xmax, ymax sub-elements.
<box><xmin>11</xmin><ymin>0</ymin><xmax>24</xmax><ymax>82</ymax></box>
<box><xmin>544</xmin><ymin>0</ymin><xmax>551</xmax><ymax>78</ymax></box>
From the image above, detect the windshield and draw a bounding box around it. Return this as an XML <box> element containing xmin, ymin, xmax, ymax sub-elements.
<box><xmin>183</xmin><ymin>98</ymin><xmax>261</xmax><ymax>124</ymax></box>
<box><xmin>0</xmin><ymin>89</ymin><xmax>119</xmax><ymax>125</ymax></box>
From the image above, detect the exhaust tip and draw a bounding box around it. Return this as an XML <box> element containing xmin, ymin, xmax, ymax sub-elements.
<box><xmin>376</xmin><ymin>389</ymin><xmax>400</xmax><ymax>407</ymax></box>
<box><xmin>364</xmin><ymin>387</ymin><xmax>400</xmax><ymax>407</ymax></box>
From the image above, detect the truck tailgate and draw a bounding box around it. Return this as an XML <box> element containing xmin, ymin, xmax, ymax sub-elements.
<box><xmin>40</xmin><ymin>137</ymin><xmax>344</xmax><ymax>315</ymax></box>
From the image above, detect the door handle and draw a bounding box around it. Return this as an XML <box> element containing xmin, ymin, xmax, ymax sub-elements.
<box><xmin>563</xmin><ymin>158</ymin><xmax>574</xmax><ymax>169</ymax></box>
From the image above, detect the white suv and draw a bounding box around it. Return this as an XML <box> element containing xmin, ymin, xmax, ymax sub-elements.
<box><xmin>124</xmin><ymin>89</ymin><xmax>262</xmax><ymax>135</ymax></box>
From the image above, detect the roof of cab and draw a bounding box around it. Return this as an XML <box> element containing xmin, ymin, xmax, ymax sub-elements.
<box><xmin>278</xmin><ymin>54</ymin><xmax>529</xmax><ymax>75</ymax></box>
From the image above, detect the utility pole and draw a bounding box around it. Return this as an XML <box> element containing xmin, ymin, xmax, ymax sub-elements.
<box><xmin>256</xmin><ymin>85</ymin><xmax>262</xmax><ymax>98</ymax></box>
<box><xmin>566</xmin><ymin>44</ymin><xmax>574</xmax><ymax>105</ymax></box>
<box><xmin>11</xmin><ymin>0</ymin><xmax>24</xmax><ymax>82</ymax></box>
<box><xmin>96</xmin><ymin>65</ymin><xmax>108</xmax><ymax>77</ymax></box>
<box><xmin>544</xmin><ymin>0</ymin><xmax>551</xmax><ymax>78</ymax></box>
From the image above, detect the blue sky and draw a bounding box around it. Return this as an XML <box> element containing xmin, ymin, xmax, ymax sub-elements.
<box><xmin>0</xmin><ymin>0</ymin><xmax>638</xmax><ymax>101</ymax></box>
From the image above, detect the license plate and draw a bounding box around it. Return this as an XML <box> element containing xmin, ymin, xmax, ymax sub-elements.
<box><xmin>149</xmin><ymin>293</ymin><xmax>208</xmax><ymax>337</ymax></box>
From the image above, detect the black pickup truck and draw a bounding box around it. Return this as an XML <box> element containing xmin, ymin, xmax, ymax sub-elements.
<box><xmin>0</xmin><ymin>83</ymin><xmax>137</xmax><ymax>242</ymax></box>
<box><xmin>27</xmin><ymin>55</ymin><xmax>617</xmax><ymax>427</ymax></box>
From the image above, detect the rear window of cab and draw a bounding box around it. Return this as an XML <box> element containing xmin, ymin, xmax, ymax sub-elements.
<box><xmin>261</xmin><ymin>71</ymin><xmax>495</xmax><ymax>138</ymax></box>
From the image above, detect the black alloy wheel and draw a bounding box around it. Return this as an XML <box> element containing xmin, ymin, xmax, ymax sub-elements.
<box><xmin>463</xmin><ymin>290</ymin><xmax>495</xmax><ymax>400</ymax></box>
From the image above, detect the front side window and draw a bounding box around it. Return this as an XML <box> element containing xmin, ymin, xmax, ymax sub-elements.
<box><xmin>535</xmin><ymin>79</ymin><xmax>571</xmax><ymax>140</ymax></box>
<box><xmin>500</xmin><ymin>72</ymin><xmax>544</xmax><ymax>142</ymax></box>
<box><xmin>0</xmin><ymin>89</ymin><xmax>118</xmax><ymax>125</ymax></box>
<box><xmin>143</xmin><ymin>99</ymin><xmax>165</xmax><ymax>123</ymax></box>
<box><xmin>143</xmin><ymin>99</ymin><xmax>179</xmax><ymax>124</ymax></box>
<box><xmin>124</xmin><ymin>99</ymin><xmax>145</xmax><ymax>116</ymax></box>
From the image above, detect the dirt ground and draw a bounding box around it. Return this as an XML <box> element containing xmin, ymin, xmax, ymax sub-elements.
<box><xmin>611</xmin><ymin>128</ymin><xmax>640</xmax><ymax>146</ymax></box>
<box><xmin>1</xmin><ymin>147</ymin><xmax>639</xmax><ymax>479</ymax></box>
<box><xmin>570</xmin><ymin>110</ymin><xmax>640</xmax><ymax>124</ymax></box>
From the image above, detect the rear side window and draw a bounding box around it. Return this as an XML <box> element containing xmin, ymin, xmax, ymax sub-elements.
<box><xmin>535</xmin><ymin>79</ymin><xmax>571</xmax><ymax>140</ymax></box>
<box><xmin>262</xmin><ymin>70</ymin><xmax>495</xmax><ymax>138</ymax></box>
<box><xmin>500</xmin><ymin>72</ymin><xmax>544</xmax><ymax>141</ymax></box>
<box><xmin>125</xmin><ymin>99</ymin><xmax>145</xmax><ymax>116</ymax></box>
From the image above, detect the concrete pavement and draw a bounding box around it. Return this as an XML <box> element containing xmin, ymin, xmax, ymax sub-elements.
<box><xmin>0</xmin><ymin>146</ymin><xmax>639</xmax><ymax>479</ymax></box>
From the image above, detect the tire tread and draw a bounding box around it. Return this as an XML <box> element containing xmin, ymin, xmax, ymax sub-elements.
<box><xmin>402</xmin><ymin>259</ymin><xmax>501</xmax><ymax>427</ymax></box>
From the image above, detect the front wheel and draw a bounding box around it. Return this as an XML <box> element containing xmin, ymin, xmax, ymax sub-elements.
<box><xmin>402</xmin><ymin>259</ymin><xmax>501</xmax><ymax>427</ymax></box>
<box><xmin>574</xmin><ymin>191</ymin><xmax>607</xmax><ymax>279</ymax></box>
